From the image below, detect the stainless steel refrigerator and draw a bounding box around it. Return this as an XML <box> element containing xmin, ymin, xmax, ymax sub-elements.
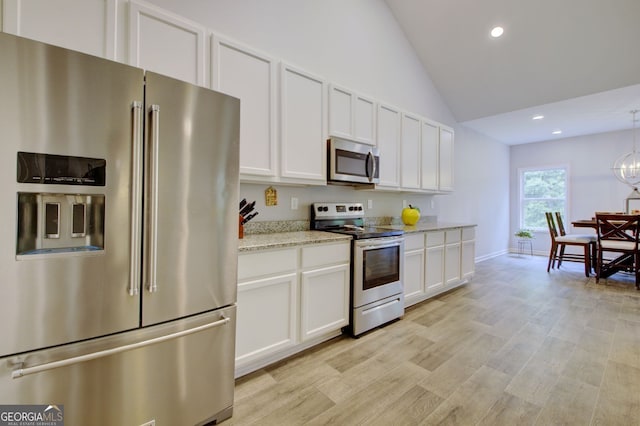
<box><xmin>0</xmin><ymin>32</ymin><xmax>239</xmax><ymax>425</ymax></box>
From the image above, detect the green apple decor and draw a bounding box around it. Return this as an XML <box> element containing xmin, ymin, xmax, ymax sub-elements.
<box><xmin>401</xmin><ymin>204</ymin><xmax>421</xmax><ymax>225</ymax></box>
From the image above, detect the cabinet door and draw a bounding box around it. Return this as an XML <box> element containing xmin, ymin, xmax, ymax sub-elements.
<box><xmin>462</xmin><ymin>240</ymin><xmax>475</xmax><ymax>280</ymax></box>
<box><xmin>329</xmin><ymin>85</ymin><xmax>376</xmax><ymax>145</ymax></box>
<box><xmin>2</xmin><ymin>0</ymin><xmax>117</xmax><ymax>59</ymax></box>
<box><xmin>129</xmin><ymin>0</ymin><xmax>205</xmax><ymax>86</ymax></box>
<box><xmin>236</xmin><ymin>273</ymin><xmax>297</xmax><ymax>364</ymax></box>
<box><xmin>439</xmin><ymin>126</ymin><xmax>454</xmax><ymax>192</ymax></box>
<box><xmin>404</xmin><ymin>248</ymin><xmax>425</xmax><ymax>307</ymax></box>
<box><xmin>353</xmin><ymin>94</ymin><xmax>376</xmax><ymax>145</ymax></box>
<box><xmin>445</xmin><ymin>243</ymin><xmax>461</xmax><ymax>286</ymax></box>
<box><xmin>328</xmin><ymin>85</ymin><xmax>353</xmax><ymax>139</ymax></box>
<box><xmin>421</xmin><ymin>120</ymin><xmax>439</xmax><ymax>191</ymax></box>
<box><xmin>461</xmin><ymin>227</ymin><xmax>476</xmax><ymax>281</ymax></box>
<box><xmin>300</xmin><ymin>264</ymin><xmax>349</xmax><ymax>341</ymax></box>
<box><xmin>280</xmin><ymin>63</ymin><xmax>327</xmax><ymax>183</ymax></box>
<box><xmin>376</xmin><ymin>103</ymin><xmax>401</xmax><ymax>188</ymax></box>
<box><xmin>425</xmin><ymin>245</ymin><xmax>444</xmax><ymax>294</ymax></box>
<box><xmin>212</xmin><ymin>36</ymin><xmax>277</xmax><ymax>178</ymax></box>
<box><xmin>401</xmin><ymin>113</ymin><xmax>421</xmax><ymax>189</ymax></box>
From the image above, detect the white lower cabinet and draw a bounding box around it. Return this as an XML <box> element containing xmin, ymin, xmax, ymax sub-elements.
<box><xmin>461</xmin><ymin>227</ymin><xmax>476</xmax><ymax>281</ymax></box>
<box><xmin>403</xmin><ymin>227</ymin><xmax>475</xmax><ymax>308</ymax></box>
<box><xmin>444</xmin><ymin>229</ymin><xmax>462</xmax><ymax>286</ymax></box>
<box><xmin>403</xmin><ymin>233</ymin><xmax>426</xmax><ymax>306</ymax></box>
<box><xmin>236</xmin><ymin>272</ymin><xmax>297</xmax><ymax>365</ymax></box>
<box><xmin>236</xmin><ymin>241</ymin><xmax>349</xmax><ymax>376</ymax></box>
<box><xmin>300</xmin><ymin>264</ymin><xmax>349</xmax><ymax>341</ymax></box>
<box><xmin>425</xmin><ymin>232</ymin><xmax>445</xmax><ymax>296</ymax></box>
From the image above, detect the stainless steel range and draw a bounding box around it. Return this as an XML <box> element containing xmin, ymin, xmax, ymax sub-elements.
<box><xmin>311</xmin><ymin>202</ymin><xmax>404</xmax><ymax>336</ymax></box>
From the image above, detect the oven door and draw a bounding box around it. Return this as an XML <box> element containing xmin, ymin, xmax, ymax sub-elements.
<box><xmin>353</xmin><ymin>236</ymin><xmax>404</xmax><ymax>308</ymax></box>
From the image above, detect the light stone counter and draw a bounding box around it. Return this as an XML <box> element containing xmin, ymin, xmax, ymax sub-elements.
<box><xmin>380</xmin><ymin>222</ymin><xmax>477</xmax><ymax>234</ymax></box>
<box><xmin>238</xmin><ymin>230</ymin><xmax>352</xmax><ymax>252</ymax></box>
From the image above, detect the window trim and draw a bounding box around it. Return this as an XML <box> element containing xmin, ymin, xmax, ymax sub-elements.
<box><xmin>518</xmin><ymin>164</ymin><xmax>570</xmax><ymax>231</ymax></box>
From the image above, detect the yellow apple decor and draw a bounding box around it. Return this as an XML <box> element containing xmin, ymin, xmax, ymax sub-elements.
<box><xmin>401</xmin><ymin>204</ymin><xmax>421</xmax><ymax>225</ymax></box>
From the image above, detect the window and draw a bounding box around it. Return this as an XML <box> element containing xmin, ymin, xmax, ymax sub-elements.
<box><xmin>519</xmin><ymin>166</ymin><xmax>568</xmax><ymax>230</ymax></box>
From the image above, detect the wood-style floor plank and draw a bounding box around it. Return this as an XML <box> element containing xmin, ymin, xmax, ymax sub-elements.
<box><xmin>224</xmin><ymin>254</ymin><xmax>640</xmax><ymax>425</ymax></box>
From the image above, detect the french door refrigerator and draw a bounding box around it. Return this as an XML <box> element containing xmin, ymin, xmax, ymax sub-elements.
<box><xmin>0</xmin><ymin>32</ymin><xmax>240</xmax><ymax>425</ymax></box>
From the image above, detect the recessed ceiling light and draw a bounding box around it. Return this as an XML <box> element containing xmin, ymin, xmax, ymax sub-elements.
<box><xmin>532</xmin><ymin>115</ymin><xmax>544</xmax><ymax>120</ymax></box>
<box><xmin>490</xmin><ymin>26</ymin><xmax>504</xmax><ymax>38</ymax></box>
<box><xmin>552</xmin><ymin>130</ymin><xmax>562</xmax><ymax>135</ymax></box>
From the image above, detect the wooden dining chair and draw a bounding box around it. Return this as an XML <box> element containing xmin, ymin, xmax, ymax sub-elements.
<box><xmin>554</xmin><ymin>212</ymin><xmax>597</xmax><ymax>269</ymax></box>
<box><xmin>545</xmin><ymin>212</ymin><xmax>595</xmax><ymax>277</ymax></box>
<box><xmin>595</xmin><ymin>213</ymin><xmax>640</xmax><ymax>289</ymax></box>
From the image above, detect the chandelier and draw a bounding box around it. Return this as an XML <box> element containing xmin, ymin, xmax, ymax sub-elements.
<box><xmin>612</xmin><ymin>110</ymin><xmax>640</xmax><ymax>188</ymax></box>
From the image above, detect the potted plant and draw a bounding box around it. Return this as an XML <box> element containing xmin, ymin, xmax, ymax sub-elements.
<box><xmin>514</xmin><ymin>229</ymin><xmax>535</xmax><ymax>239</ymax></box>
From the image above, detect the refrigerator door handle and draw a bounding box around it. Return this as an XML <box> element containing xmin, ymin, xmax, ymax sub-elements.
<box><xmin>129</xmin><ymin>101</ymin><xmax>144</xmax><ymax>296</ymax></box>
<box><xmin>11</xmin><ymin>314</ymin><xmax>231</xmax><ymax>379</ymax></box>
<box><xmin>147</xmin><ymin>104</ymin><xmax>161</xmax><ymax>293</ymax></box>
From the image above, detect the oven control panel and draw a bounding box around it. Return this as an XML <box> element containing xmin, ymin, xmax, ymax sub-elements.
<box><xmin>312</xmin><ymin>202</ymin><xmax>364</xmax><ymax>219</ymax></box>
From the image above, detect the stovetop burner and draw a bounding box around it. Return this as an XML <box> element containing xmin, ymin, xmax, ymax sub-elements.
<box><xmin>310</xmin><ymin>202</ymin><xmax>403</xmax><ymax>240</ymax></box>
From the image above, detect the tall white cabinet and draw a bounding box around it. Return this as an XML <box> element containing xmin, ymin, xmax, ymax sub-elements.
<box><xmin>128</xmin><ymin>0</ymin><xmax>206</xmax><ymax>86</ymax></box>
<box><xmin>376</xmin><ymin>103</ymin><xmax>402</xmax><ymax>189</ymax></box>
<box><xmin>211</xmin><ymin>36</ymin><xmax>277</xmax><ymax>179</ymax></box>
<box><xmin>280</xmin><ymin>63</ymin><xmax>327</xmax><ymax>184</ymax></box>
<box><xmin>1</xmin><ymin>0</ymin><xmax>117</xmax><ymax>59</ymax></box>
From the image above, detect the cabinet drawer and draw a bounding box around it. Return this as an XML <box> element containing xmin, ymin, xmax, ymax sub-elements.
<box><xmin>425</xmin><ymin>231</ymin><xmax>445</xmax><ymax>247</ymax></box>
<box><xmin>404</xmin><ymin>233</ymin><xmax>425</xmax><ymax>251</ymax></box>
<box><xmin>238</xmin><ymin>248</ymin><xmax>297</xmax><ymax>281</ymax></box>
<box><xmin>445</xmin><ymin>229</ymin><xmax>461</xmax><ymax>244</ymax></box>
<box><xmin>302</xmin><ymin>242</ymin><xmax>350</xmax><ymax>269</ymax></box>
<box><xmin>462</xmin><ymin>227</ymin><xmax>476</xmax><ymax>241</ymax></box>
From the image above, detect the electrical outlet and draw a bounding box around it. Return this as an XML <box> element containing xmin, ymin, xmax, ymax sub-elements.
<box><xmin>367</xmin><ymin>199</ymin><xmax>373</xmax><ymax>209</ymax></box>
<box><xmin>402</xmin><ymin>199</ymin><xmax>408</xmax><ymax>208</ymax></box>
<box><xmin>291</xmin><ymin>197</ymin><xmax>298</xmax><ymax>210</ymax></box>
<box><xmin>139</xmin><ymin>421</ymin><xmax>155</xmax><ymax>426</ymax></box>
<box><xmin>431</xmin><ymin>199</ymin><xmax>435</xmax><ymax>209</ymax></box>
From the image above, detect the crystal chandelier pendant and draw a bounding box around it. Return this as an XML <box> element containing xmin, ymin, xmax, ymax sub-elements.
<box><xmin>612</xmin><ymin>110</ymin><xmax>640</xmax><ymax>189</ymax></box>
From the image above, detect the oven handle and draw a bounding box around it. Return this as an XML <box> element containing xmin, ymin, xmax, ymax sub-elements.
<box><xmin>355</xmin><ymin>238</ymin><xmax>404</xmax><ymax>251</ymax></box>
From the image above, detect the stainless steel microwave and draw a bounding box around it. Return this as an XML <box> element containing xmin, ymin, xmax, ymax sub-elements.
<box><xmin>327</xmin><ymin>137</ymin><xmax>380</xmax><ymax>185</ymax></box>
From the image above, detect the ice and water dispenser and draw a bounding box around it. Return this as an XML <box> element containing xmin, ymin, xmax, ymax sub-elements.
<box><xmin>16</xmin><ymin>152</ymin><xmax>106</xmax><ymax>256</ymax></box>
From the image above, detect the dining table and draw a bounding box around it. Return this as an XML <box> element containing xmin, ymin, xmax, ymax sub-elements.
<box><xmin>571</xmin><ymin>219</ymin><xmax>598</xmax><ymax>230</ymax></box>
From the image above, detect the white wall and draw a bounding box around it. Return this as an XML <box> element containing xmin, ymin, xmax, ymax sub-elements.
<box><xmin>1</xmin><ymin>0</ymin><xmax>511</xmax><ymax>260</ymax></box>
<box><xmin>510</xmin><ymin>128</ymin><xmax>635</xmax><ymax>253</ymax></box>
<box><xmin>440</xmin><ymin>125</ymin><xmax>510</xmax><ymax>260</ymax></box>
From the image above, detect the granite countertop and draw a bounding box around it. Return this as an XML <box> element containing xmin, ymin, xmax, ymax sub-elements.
<box><xmin>238</xmin><ymin>230</ymin><xmax>352</xmax><ymax>252</ymax></box>
<box><xmin>237</xmin><ymin>220</ymin><xmax>476</xmax><ymax>252</ymax></box>
<box><xmin>380</xmin><ymin>222</ymin><xmax>477</xmax><ymax>234</ymax></box>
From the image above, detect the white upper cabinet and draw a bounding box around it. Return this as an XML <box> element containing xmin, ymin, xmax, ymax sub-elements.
<box><xmin>328</xmin><ymin>85</ymin><xmax>352</xmax><ymax>139</ymax></box>
<box><xmin>129</xmin><ymin>0</ymin><xmax>205</xmax><ymax>86</ymax></box>
<box><xmin>211</xmin><ymin>36</ymin><xmax>277</xmax><ymax>179</ymax></box>
<box><xmin>328</xmin><ymin>84</ymin><xmax>376</xmax><ymax>145</ymax></box>
<box><xmin>280</xmin><ymin>62</ymin><xmax>327</xmax><ymax>184</ymax></box>
<box><xmin>400</xmin><ymin>113</ymin><xmax>422</xmax><ymax>190</ymax></box>
<box><xmin>376</xmin><ymin>103</ymin><xmax>401</xmax><ymax>189</ymax></box>
<box><xmin>421</xmin><ymin>119</ymin><xmax>439</xmax><ymax>191</ymax></box>
<box><xmin>439</xmin><ymin>125</ymin><xmax>455</xmax><ymax>192</ymax></box>
<box><xmin>2</xmin><ymin>0</ymin><xmax>117</xmax><ymax>59</ymax></box>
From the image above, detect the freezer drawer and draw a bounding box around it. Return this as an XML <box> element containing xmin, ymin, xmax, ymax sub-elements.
<box><xmin>0</xmin><ymin>306</ymin><xmax>237</xmax><ymax>425</ymax></box>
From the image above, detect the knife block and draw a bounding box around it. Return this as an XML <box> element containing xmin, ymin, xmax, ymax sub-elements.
<box><xmin>239</xmin><ymin>214</ymin><xmax>244</xmax><ymax>239</ymax></box>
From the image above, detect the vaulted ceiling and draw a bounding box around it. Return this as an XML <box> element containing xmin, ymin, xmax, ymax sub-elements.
<box><xmin>384</xmin><ymin>0</ymin><xmax>640</xmax><ymax>144</ymax></box>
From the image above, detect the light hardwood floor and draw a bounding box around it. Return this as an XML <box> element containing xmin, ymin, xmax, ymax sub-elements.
<box><xmin>224</xmin><ymin>254</ymin><xmax>640</xmax><ymax>425</ymax></box>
